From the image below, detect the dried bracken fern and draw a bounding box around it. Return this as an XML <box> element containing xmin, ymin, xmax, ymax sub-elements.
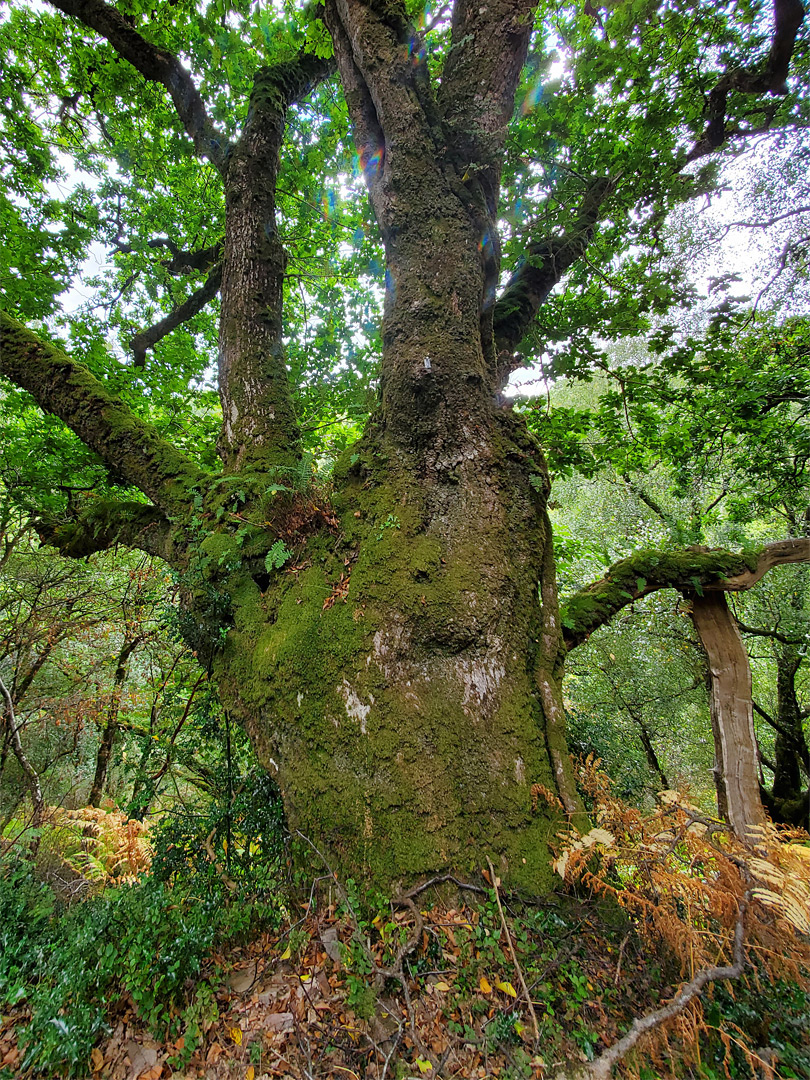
<box><xmin>554</xmin><ymin>757</ymin><xmax>810</xmax><ymax>1079</ymax></box>
<box><xmin>35</xmin><ymin>806</ymin><xmax>153</xmax><ymax>896</ymax></box>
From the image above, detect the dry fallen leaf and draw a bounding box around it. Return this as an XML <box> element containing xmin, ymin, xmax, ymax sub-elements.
<box><xmin>479</xmin><ymin>976</ymin><xmax>492</xmax><ymax>994</ymax></box>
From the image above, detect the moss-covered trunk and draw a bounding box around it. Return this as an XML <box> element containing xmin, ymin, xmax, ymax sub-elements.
<box><xmin>210</xmin><ymin>413</ymin><xmax>566</xmax><ymax>890</ymax></box>
<box><xmin>205</xmin><ymin>172</ymin><xmax>572</xmax><ymax>887</ymax></box>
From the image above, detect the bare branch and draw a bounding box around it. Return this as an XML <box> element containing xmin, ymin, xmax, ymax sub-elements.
<box><xmin>737</xmin><ymin>620</ymin><xmax>807</xmax><ymax>646</ymax></box>
<box><xmin>0</xmin><ymin>673</ymin><xmax>44</xmax><ymax>831</ymax></box>
<box><xmin>130</xmin><ymin>263</ymin><xmax>222</xmax><ymax>367</ymax></box>
<box><xmin>113</xmin><ymin>237</ymin><xmax>223</xmax><ymax>275</ymax></box>
<box><xmin>685</xmin><ymin>0</ymin><xmax>805</xmax><ymax>162</ymax></box>
<box><xmin>47</xmin><ymin>0</ymin><xmax>231</xmax><ymax>171</ymax></box>
<box><xmin>565</xmin><ymin>897</ymin><xmax>749</xmax><ymax>1080</ymax></box>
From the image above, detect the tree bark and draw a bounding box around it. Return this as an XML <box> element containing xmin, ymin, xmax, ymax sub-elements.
<box><xmin>217</xmin><ymin>58</ymin><xmax>330</xmax><ymax>470</ymax></box>
<box><xmin>760</xmin><ymin>645</ymin><xmax>810</xmax><ymax>828</ymax></box>
<box><xmin>689</xmin><ymin>592</ymin><xmax>766</xmax><ymax>838</ymax></box>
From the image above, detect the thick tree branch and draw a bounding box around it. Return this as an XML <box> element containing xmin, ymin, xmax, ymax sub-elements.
<box><xmin>323</xmin><ymin>0</ymin><xmax>388</xmax><ymax>221</ymax></box>
<box><xmin>324</xmin><ymin>0</ymin><xmax>443</xmax><ymax>229</ymax></box>
<box><xmin>686</xmin><ymin>0</ymin><xmax>805</xmax><ymax>161</ymax></box>
<box><xmin>216</xmin><ymin>53</ymin><xmax>333</xmax><ymax>470</ymax></box>
<box><xmin>112</xmin><ymin>237</ymin><xmax>223</xmax><ymax>275</ymax></box>
<box><xmin>34</xmin><ymin>500</ymin><xmax>179</xmax><ymax>563</ymax></box>
<box><xmin>493</xmin><ymin>177</ymin><xmax>613</xmax><ymax>364</ymax></box>
<box><xmin>437</xmin><ymin>0</ymin><xmax>536</xmax><ymax>184</ymax></box>
<box><xmin>47</xmin><ymin>0</ymin><xmax>231</xmax><ymax>172</ymax></box>
<box><xmin>0</xmin><ymin>313</ymin><xmax>207</xmax><ymax>516</ymax></box>
<box><xmin>130</xmin><ymin>263</ymin><xmax>222</xmax><ymax>367</ymax></box>
<box><xmin>561</xmin><ymin>539</ymin><xmax>810</xmax><ymax>651</ymax></box>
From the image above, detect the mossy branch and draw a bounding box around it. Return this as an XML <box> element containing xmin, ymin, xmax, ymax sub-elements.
<box><xmin>561</xmin><ymin>539</ymin><xmax>810</xmax><ymax>651</ymax></box>
<box><xmin>0</xmin><ymin>313</ymin><xmax>208</xmax><ymax>517</ymax></box>
<box><xmin>35</xmin><ymin>500</ymin><xmax>179</xmax><ymax>563</ymax></box>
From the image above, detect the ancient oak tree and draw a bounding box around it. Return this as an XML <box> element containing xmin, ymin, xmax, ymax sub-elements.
<box><xmin>0</xmin><ymin>0</ymin><xmax>806</xmax><ymax>886</ymax></box>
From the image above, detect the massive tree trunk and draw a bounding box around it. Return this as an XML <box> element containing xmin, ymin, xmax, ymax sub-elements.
<box><xmin>0</xmin><ymin>0</ymin><xmax>583</xmax><ymax>892</ymax></box>
<box><xmin>205</xmin><ymin>0</ymin><xmax>583</xmax><ymax>888</ymax></box>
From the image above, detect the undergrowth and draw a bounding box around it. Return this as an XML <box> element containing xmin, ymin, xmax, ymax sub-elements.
<box><xmin>1</xmin><ymin>763</ymin><xmax>809</xmax><ymax>1079</ymax></box>
<box><xmin>0</xmin><ymin>773</ymin><xmax>288</xmax><ymax>1078</ymax></box>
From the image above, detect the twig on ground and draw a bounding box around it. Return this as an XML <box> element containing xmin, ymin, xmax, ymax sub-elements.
<box><xmin>486</xmin><ymin>857</ymin><xmax>540</xmax><ymax>1043</ymax></box>
<box><xmin>561</xmin><ymin>895</ymin><xmax>750</xmax><ymax>1080</ymax></box>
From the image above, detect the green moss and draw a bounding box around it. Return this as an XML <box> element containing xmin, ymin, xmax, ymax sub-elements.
<box><xmin>562</xmin><ymin>546</ymin><xmax>764</xmax><ymax>646</ymax></box>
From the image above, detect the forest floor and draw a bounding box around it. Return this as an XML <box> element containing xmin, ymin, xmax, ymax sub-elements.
<box><xmin>0</xmin><ymin>897</ymin><xmax>660</xmax><ymax>1080</ymax></box>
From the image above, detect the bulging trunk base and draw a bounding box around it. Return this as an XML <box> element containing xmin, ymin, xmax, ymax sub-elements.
<box><xmin>214</xmin><ymin>413</ymin><xmax>566</xmax><ymax>892</ymax></box>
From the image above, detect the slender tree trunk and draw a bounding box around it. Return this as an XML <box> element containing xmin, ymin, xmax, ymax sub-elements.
<box><xmin>764</xmin><ymin>646</ymin><xmax>810</xmax><ymax>827</ymax></box>
<box><xmin>0</xmin><ymin>675</ymin><xmax>44</xmax><ymax>842</ymax></box>
<box><xmin>690</xmin><ymin>592</ymin><xmax>765</xmax><ymax>837</ymax></box>
<box><xmin>88</xmin><ymin>636</ymin><xmax>141</xmax><ymax>807</ymax></box>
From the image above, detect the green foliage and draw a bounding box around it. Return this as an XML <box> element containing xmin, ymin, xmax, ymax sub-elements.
<box><xmin>150</xmin><ymin>765</ymin><xmax>287</xmax><ymax>895</ymax></box>
<box><xmin>265</xmin><ymin>538</ymin><xmax>293</xmax><ymax>571</ymax></box>
<box><xmin>0</xmin><ymin>811</ymin><xmax>285</xmax><ymax>1078</ymax></box>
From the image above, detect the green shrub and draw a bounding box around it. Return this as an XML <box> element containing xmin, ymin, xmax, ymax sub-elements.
<box><xmin>0</xmin><ymin>850</ymin><xmax>284</xmax><ymax>1077</ymax></box>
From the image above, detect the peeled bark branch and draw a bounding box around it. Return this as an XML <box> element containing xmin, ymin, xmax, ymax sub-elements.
<box><xmin>690</xmin><ymin>592</ymin><xmax>767</xmax><ymax>837</ymax></box>
<box><xmin>130</xmin><ymin>263</ymin><xmax>222</xmax><ymax>367</ymax></box>
<box><xmin>561</xmin><ymin>540</ymin><xmax>810</xmax><ymax>651</ymax></box>
<box><xmin>493</xmin><ymin>177</ymin><xmax>613</xmax><ymax>364</ymax></box>
<box><xmin>47</xmin><ymin>0</ymin><xmax>231</xmax><ymax>172</ymax></box>
<box><xmin>686</xmin><ymin>0</ymin><xmax>805</xmax><ymax>161</ymax></box>
<box><xmin>0</xmin><ymin>313</ymin><xmax>206</xmax><ymax>517</ymax></box>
